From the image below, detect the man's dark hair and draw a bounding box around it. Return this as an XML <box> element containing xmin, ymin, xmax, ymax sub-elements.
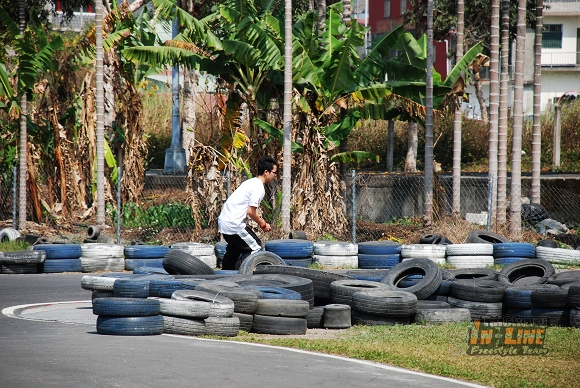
<box><xmin>257</xmin><ymin>156</ymin><xmax>277</xmax><ymax>176</ymax></box>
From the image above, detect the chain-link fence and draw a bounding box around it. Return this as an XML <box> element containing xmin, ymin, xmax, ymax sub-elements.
<box><xmin>1</xmin><ymin>166</ymin><xmax>580</xmax><ymax>246</ymax></box>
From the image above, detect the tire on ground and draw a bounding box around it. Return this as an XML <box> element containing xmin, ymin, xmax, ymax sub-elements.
<box><xmin>379</xmin><ymin>258</ymin><xmax>442</xmax><ymax>300</ymax></box>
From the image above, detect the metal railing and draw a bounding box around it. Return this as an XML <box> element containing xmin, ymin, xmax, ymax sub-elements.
<box><xmin>542</xmin><ymin>52</ymin><xmax>579</xmax><ymax>67</ymax></box>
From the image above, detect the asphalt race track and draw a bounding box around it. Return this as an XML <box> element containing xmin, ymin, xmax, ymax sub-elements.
<box><xmin>0</xmin><ymin>274</ymin><xmax>486</xmax><ymax>388</ymax></box>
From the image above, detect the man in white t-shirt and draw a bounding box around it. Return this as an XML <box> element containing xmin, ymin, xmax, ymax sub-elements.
<box><xmin>218</xmin><ymin>156</ymin><xmax>278</xmax><ymax>270</ymax></box>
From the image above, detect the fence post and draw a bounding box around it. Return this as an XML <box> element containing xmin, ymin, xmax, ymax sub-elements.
<box><xmin>12</xmin><ymin>166</ymin><xmax>17</xmax><ymax>229</ymax></box>
<box><xmin>487</xmin><ymin>174</ymin><xmax>494</xmax><ymax>232</ymax></box>
<box><xmin>116</xmin><ymin>166</ymin><xmax>122</xmax><ymax>244</ymax></box>
<box><xmin>351</xmin><ymin>169</ymin><xmax>356</xmax><ymax>243</ymax></box>
<box><xmin>553</xmin><ymin>103</ymin><xmax>561</xmax><ymax>169</ymax></box>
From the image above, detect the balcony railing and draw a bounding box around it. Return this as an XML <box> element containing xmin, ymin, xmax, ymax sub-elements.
<box><xmin>50</xmin><ymin>11</ymin><xmax>95</xmax><ymax>32</ymax></box>
<box><xmin>542</xmin><ymin>52</ymin><xmax>579</xmax><ymax>67</ymax></box>
<box><xmin>544</xmin><ymin>0</ymin><xmax>580</xmax><ymax>3</ymax></box>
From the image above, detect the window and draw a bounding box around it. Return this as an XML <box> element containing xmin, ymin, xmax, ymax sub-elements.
<box><xmin>384</xmin><ymin>0</ymin><xmax>391</xmax><ymax>18</ymax></box>
<box><xmin>543</xmin><ymin>25</ymin><xmax>562</xmax><ymax>49</ymax></box>
<box><xmin>400</xmin><ymin>0</ymin><xmax>407</xmax><ymax>16</ymax></box>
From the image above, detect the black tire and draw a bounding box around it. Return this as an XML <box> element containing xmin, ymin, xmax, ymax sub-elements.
<box><xmin>96</xmin><ymin>315</ymin><xmax>164</xmax><ymax>336</ymax></box>
<box><xmin>447</xmin><ymin>297</ymin><xmax>503</xmax><ymax>321</ymax></box>
<box><xmin>113</xmin><ymin>278</ymin><xmax>151</xmax><ymax>298</ymax></box>
<box><xmin>531</xmin><ymin>286</ymin><xmax>569</xmax><ymax>309</ymax></box>
<box><xmin>254</xmin><ymin>299</ymin><xmax>310</xmax><ymax>317</ymax></box>
<box><xmin>414</xmin><ymin>308</ymin><xmax>471</xmax><ymax>324</ymax></box>
<box><xmin>306</xmin><ymin>307</ymin><xmax>325</xmax><ymax>328</ymax></box>
<box><xmin>351</xmin><ymin>310</ymin><xmax>412</xmax><ymax>326</ymax></box>
<box><xmin>283</xmin><ymin>258</ymin><xmax>313</xmax><ymax>268</ymax></box>
<box><xmin>521</xmin><ymin>203</ymin><xmax>549</xmax><ymax>224</ymax></box>
<box><xmin>352</xmin><ymin>289</ymin><xmax>417</xmax><ymax>317</ymax></box>
<box><xmin>357</xmin><ymin>241</ymin><xmax>401</xmax><ymax>255</ymax></box>
<box><xmin>92</xmin><ymin>298</ymin><xmax>160</xmax><ymax>317</ymax></box>
<box><xmin>238</xmin><ymin>251</ymin><xmax>286</xmax><ymax>275</ymax></box>
<box><xmin>345</xmin><ymin>269</ymin><xmax>390</xmax><ymax>282</ymax></box>
<box><xmin>195</xmin><ymin>281</ymin><xmax>260</xmax><ymax>314</ymax></box>
<box><xmin>449</xmin><ymin>280</ymin><xmax>507</xmax><ymax>303</ymax></box>
<box><xmin>547</xmin><ymin>271</ymin><xmax>580</xmax><ymax>286</ymax></box>
<box><xmin>251</xmin><ymin>315</ymin><xmax>307</xmax><ymax>335</ymax></box>
<box><xmin>379</xmin><ymin>258</ymin><xmax>442</xmax><ymax>300</ymax></box>
<box><xmin>204</xmin><ymin>316</ymin><xmax>239</xmax><ymax>337</ymax></box>
<box><xmin>416</xmin><ymin>300</ymin><xmax>450</xmax><ymax>310</ymax></box>
<box><xmin>252</xmin><ymin>265</ymin><xmax>353</xmax><ymax>299</ymax></box>
<box><xmin>163</xmin><ymin>250</ymin><xmax>215</xmax><ymax>275</ymax></box>
<box><xmin>329</xmin><ymin>279</ymin><xmax>388</xmax><ymax>306</ymax></box>
<box><xmin>570</xmin><ymin>308</ymin><xmax>580</xmax><ymax>328</ymax></box>
<box><xmin>465</xmin><ymin>230</ymin><xmax>509</xmax><ymax>244</ymax></box>
<box><xmin>289</xmin><ymin>230</ymin><xmax>307</xmax><ymax>240</ymax></box>
<box><xmin>1</xmin><ymin>250</ymin><xmax>46</xmax><ymax>264</ymax></box>
<box><xmin>498</xmin><ymin>259</ymin><xmax>555</xmax><ymax>285</ymax></box>
<box><xmin>1</xmin><ymin>263</ymin><xmax>38</xmax><ymax>274</ymax></box>
<box><xmin>419</xmin><ymin>234</ymin><xmax>439</xmax><ymax>244</ymax></box>
<box><xmin>449</xmin><ymin>268</ymin><xmax>499</xmax><ymax>281</ymax></box>
<box><xmin>530</xmin><ymin>308</ymin><xmax>571</xmax><ymax>326</ymax></box>
<box><xmin>86</xmin><ymin>225</ymin><xmax>101</xmax><ymax>239</ymax></box>
<box><xmin>163</xmin><ymin>316</ymin><xmax>206</xmax><ymax>336</ymax></box>
<box><xmin>233</xmin><ymin>312</ymin><xmax>253</xmax><ymax>332</ymax></box>
<box><xmin>504</xmin><ymin>284</ymin><xmax>560</xmax><ymax>309</ymax></box>
<box><xmin>323</xmin><ymin>304</ymin><xmax>352</xmax><ymax>329</ymax></box>
<box><xmin>568</xmin><ymin>284</ymin><xmax>580</xmax><ymax>308</ymax></box>
<box><xmin>537</xmin><ymin>239</ymin><xmax>558</xmax><ymax>248</ymax></box>
<box><xmin>433</xmin><ymin>235</ymin><xmax>453</xmax><ymax>245</ymax></box>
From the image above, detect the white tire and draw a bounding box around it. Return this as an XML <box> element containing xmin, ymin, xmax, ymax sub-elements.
<box><xmin>402</xmin><ymin>257</ymin><xmax>446</xmax><ymax>265</ymax></box>
<box><xmin>80</xmin><ymin>257</ymin><xmax>125</xmax><ymax>273</ymax></box>
<box><xmin>312</xmin><ymin>255</ymin><xmax>358</xmax><ymax>268</ymax></box>
<box><xmin>195</xmin><ymin>255</ymin><xmax>217</xmax><ymax>269</ymax></box>
<box><xmin>170</xmin><ymin>242</ymin><xmax>215</xmax><ymax>256</ymax></box>
<box><xmin>80</xmin><ymin>243</ymin><xmax>124</xmax><ymax>259</ymax></box>
<box><xmin>313</xmin><ymin>241</ymin><xmax>358</xmax><ymax>256</ymax></box>
<box><xmin>446</xmin><ymin>243</ymin><xmax>493</xmax><ymax>256</ymax></box>
<box><xmin>446</xmin><ymin>255</ymin><xmax>494</xmax><ymax>269</ymax></box>
<box><xmin>81</xmin><ymin>274</ymin><xmax>117</xmax><ymax>291</ymax></box>
<box><xmin>401</xmin><ymin>244</ymin><xmax>447</xmax><ymax>259</ymax></box>
<box><xmin>0</xmin><ymin>228</ymin><xmax>21</xmax><ymax>242</ymax></box>
<box><xmin>535</xmin><ymin>246</ymin><xmax>580</xmax><ymax>265</ymax></box>
<box><xmin>152</xmin><ymin>297</ymin><xmax>234</xmax><ymax>319</ymax></box>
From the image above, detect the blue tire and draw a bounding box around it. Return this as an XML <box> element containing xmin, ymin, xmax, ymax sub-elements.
<box><xmin>113</xmin><ymin>278</ymin><xmax>151</xmax><ymax>298</ymax></box>
<box><xmin>148</xmin><ymin>279</ymin><xmax>197</xmax><ymax>298</ymax></box>
<box><xmin>92</xmin><ymin>298</ymin><xmax>160</xmax><ymax>317</ymax></box>
<box><xmin>345</xmin><ymin>270</ymin><xmax>390</xmax><ymax>282</ymax></box>
<box><xmin>244</xmin><ymin>286</ymin><xmax>302</xmax><ymax>300</ymax></box>
<box><xmin>34</xmin><ymin>244</ymin><xmax>82</xmax><ymax>259</ymax></box>
<box><xmin>214</xmin><ymin>241</ymin><xmax>228</xmax><ymax>259</ymax></box>
<box><xmin>213</xmin><ymin>269</ymin><xmax>239</xmax><ymax>275</ymax></box>
<box><xmin>357</xmin><ymin>253</ymin><xmax>401</xmax><ymax>269</ymax></box>
<box><xmin>357</xmin><ymin>241</ymin><xmax>401</xmax><ymax>255</ymax></box>
<box><xmin>41</xmin><ymin>258</ymin><xmax>82</xmax><ymax>273</ymax></box>
<box><xmin>283</xmin><ymin>258</ymin><xmax>312</xmax><ymax>267</ymax></box>
<box><xmin>124</xmin><ymin>245</ymin><xmax>169</xmax><ymax>259</ymax></box>
<box><xmin>493</xmin><ymin>243</ymin><xmax>536</xmax><ymax>258</ymax></box>
<box><xmin>494</xmin><ymin>257</ymin><xmax>526</xmax><ymax>266</ymax></box>
<box><xmin>133</xmin><ymin>267</ymin><xmax>168</xmax><ymax>275</ymax></box>
<box><xmin>265</xmin><ymin>239</ymin><xmax>313</xmax><ymax>259</ymax></box>
<box><xmin>96</xmin><ymin>315</ymin><xmax>164</xmax><ymax>335</ymax></box>
<box><xmin>125</xmin><ymin>258</ymin><xmax>164</xmax><ymax>271</ymax></box>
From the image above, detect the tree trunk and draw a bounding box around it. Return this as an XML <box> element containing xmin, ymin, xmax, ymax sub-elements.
<box><xmin>470</xmin><ymin>73</ymin><xmax>489</xmax><ymax>122</ymax></box>
<box><xmin>317</xmin><ymin>0</ymin><xmax>326</xmax><ymax>33</ymax></box>
<box><xmin>452</xmin><ymin>0</ymin><xmax>464</xmax><ymax>217</ymax></box>
<box><xmin>424</xmin><ymin>0</ymin><xmax>434</xmax><ymax>226</ymax></box>
<box><xmin>531</xmin><ymin>0</ymin><xmax>543</xmax><ymax>204</ymax></box>
<box><xmin>387</xmin><ymin>120</ymin><xmax>394</xmax><ymax>172</ymax></box>
<box><xmin>182</xmin><ymin>69</ymin><xmax>198</xmax><ymax>155</ymax></box>
<box><xmin>488</xmin><ymin>0</ymin><xmax>500</xmax><ymax>227</ymax></box>
<box><xmin>510</xmin><ymin>0</ymin><xmax>526</xmax><ymax>240</ymax></box>
<box><xmin>95</xmin><ymin>0</ymin><xmax>106</xmax><ymax>226</ymax></box>
<box><xmin>404</xmin><ymin>122</ymin><xmax>418</xmax><ymax>173</ymax></box>
<box><xmin>18</xmin><ymin>0</ymin><xmax>26</xmax><ymax>230</ymax></box>
<box><xmin>281</xmin><ymin>0</ymin><xmax>293</xmax><ymax>233</ymax></box>
<box><xmin>497</xmin><ymin>0</ymin><xmax>510</xmax><ymax>225</ymax></box>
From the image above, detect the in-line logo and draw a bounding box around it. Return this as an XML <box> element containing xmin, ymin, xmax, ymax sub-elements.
<box><xmin>466</xmin><ymin>318</ymin><xmax>549</xmax><ymax>356</ymax></box>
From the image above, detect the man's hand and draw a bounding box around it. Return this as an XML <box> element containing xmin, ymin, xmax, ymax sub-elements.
<box><xmin>260</xmin><ymin>222</ymin><xmax>272</xmax><ymax>232</ymax></box>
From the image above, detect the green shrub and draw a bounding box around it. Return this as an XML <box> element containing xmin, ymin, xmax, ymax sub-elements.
<box><xmin>108</xmin><ymin>202</ymin><xmax>199</xmax><ymax>229</ymax></box>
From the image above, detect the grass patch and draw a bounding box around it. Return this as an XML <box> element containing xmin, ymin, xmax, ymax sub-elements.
<box><xmin>0</xmin><ymin>241</ymin><xmax>28</xmax><ymax>252</ymax></box>
<box><xmin>224</xmin><ymin>323</ymin><xmax>580</xmax><ymax>388</ymax></box>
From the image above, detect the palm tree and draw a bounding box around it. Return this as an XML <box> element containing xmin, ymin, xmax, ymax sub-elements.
<box><xmin>95</xmin><ymin>0</ymin><xmax>105</xmax><ymax>226</ymax></box>
<box><xmin>531</xmin><ymin>0</ymin><xmax>543</xmax><ymax>204</ymax></box>
<box><xmin>510</xmin><ymin>0</ymin><xmax>527</xmax><ymax>239</ymax></box>
<box><xmin>488</xmin><ymin>0</ymin><xmax>500</xmax><ymax>226</ymax></box>
<box><xmin>497</xmin><ymin>0</ymin><xmax>510</xmax><ymax>225</ymax></box>
<box><xmin>452</xmin><ymin>0</ymin><xmax>464</xmax><ymax>218</ymax></box>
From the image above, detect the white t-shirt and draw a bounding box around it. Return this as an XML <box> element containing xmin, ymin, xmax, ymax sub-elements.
<box><xmin>218</xmin><ymin>177</ymin><xmax>265</xmax><ymax>234</ymax></box>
